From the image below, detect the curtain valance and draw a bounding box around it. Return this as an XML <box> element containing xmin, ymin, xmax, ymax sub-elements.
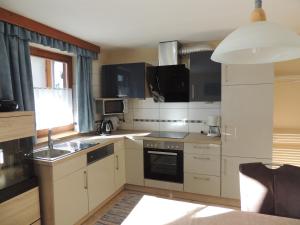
<box><xmin>0</xmin><ymin>21</ymin><xmax>98</xmax><ymax>59</ymax></box>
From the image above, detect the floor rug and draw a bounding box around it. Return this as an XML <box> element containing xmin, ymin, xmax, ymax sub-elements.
<box><xmin>95</xmin><ymin>191</ymin><xmax>144</xmax><ymax>225</ymax></box>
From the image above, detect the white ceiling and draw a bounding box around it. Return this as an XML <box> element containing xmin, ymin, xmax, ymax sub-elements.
<box><xmin>1</xmin><ymin>0</ymin><xmax>300</xmax><ymax>49</ymax></box>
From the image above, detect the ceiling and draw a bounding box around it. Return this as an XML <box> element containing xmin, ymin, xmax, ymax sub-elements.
<box><xmin>1</xmin><ymin>0</ymin><xmax>300</xmax><ymax>49</ymax></box>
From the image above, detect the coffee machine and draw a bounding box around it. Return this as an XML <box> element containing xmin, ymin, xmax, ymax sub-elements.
<box><xmin>207</xmin><ymin>116</ymin><xmax>221</xmax><ymax>137</ymax></box>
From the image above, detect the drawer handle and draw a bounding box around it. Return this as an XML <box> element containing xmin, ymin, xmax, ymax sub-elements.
<box><xmin>193</xmin><ymin>156</ymin><xmax>210</xmax><ymax>160</ymax></box>
<box><xmin>193</xmin><ymin>176</ymin><xmax>210</xmax><ymax>181</ymax></box>
<box><xmin>193</xmin><ymin>145</ymin><xmax>210</xmax><ymax>149</ymax></box>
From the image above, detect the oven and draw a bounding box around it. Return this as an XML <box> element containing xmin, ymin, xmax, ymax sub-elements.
<box><xmin>144</xmin><ymin>140</ymin><xmax>183</xmax><ymax>183</ymax></box>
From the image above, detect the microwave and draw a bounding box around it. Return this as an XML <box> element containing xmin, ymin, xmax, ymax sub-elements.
<box><xmin>98</xmin><ymin>98</ymin><xmax>128</xmax><ymax>115</ymax></box>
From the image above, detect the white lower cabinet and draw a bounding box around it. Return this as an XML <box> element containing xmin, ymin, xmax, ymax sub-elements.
<box><xmin>53</xmin><ymin>168</ymin><xmax>88</xmax><ymax>225</ymax></box>
<box><xmin>183</xmin><ymin>143</ymin><xmax>221</xmax><ymax>197</ymax></box>
<box><xmin>114</xmin><ymin>140</ymin><xmax>126</xmax><ymax>190</ymax></box>
<box><xmin>221</xmin><ymin>156</ymin><xmax>271</xmax><ymax>199</ymax></box>
<box><xmin>125</xmin><ymin>140</ymin><xmax>144</xmax><ymax>186</ymax></box>
<box><xmin>184</xmin><ymin>173</ymin><xmax>220</xmax><ymax>196</ymax></box>
<box><xmin>87</xmin><ymin>154</ymin><xmax>115</xmax><ymax>211</ymax></box>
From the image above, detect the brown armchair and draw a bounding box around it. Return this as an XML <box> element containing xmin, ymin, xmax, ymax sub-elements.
<box><xmin>239</xmin><ymin>163</ymin><xmax>300</xmax><ymax>219</ymax></box>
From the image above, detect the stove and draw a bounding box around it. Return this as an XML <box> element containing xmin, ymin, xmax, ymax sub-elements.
<box><xmin>146</xmin><ymin>131</ymin><xmax>188</xmax><ymax>139</ymax></box>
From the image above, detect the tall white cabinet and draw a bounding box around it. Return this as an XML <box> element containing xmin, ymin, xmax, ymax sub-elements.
<box><xmin>221</xmin><ymin>64</ymin><xmax>274</xmax><ymax>199</ymax></box>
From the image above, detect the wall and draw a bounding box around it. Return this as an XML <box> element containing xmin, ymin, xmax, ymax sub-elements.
<box><xmin>101</xmin><ymin>46</ymin><xmax>220</xmax><ymax>133</ymax></box>
<box><xmin>274</xmin><ymin>59</ymin><xmax>300</xmax><ymax>132</ymax></box>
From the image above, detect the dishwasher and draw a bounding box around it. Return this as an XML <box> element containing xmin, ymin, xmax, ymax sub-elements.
<box><xmin>86</xmin><ymin>144</ymin><xmax>115</xmax><ymax>210</ymax></box>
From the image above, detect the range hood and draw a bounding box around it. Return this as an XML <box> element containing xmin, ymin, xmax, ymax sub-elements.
<box><xmin>147</xmin><ymin>41</ymin><xmax>189</xmax><ymax>102</ymax></box>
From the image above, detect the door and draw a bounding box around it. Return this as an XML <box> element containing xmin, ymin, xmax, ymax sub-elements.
<box><xmin>190</xmin><ymin>51</ymin><xmax>221</xmax><ymax>101</ymax></box>
<box><xmin>53</xmin><ymin>168</ymin><xmax>88</xmax><ymax>225</ymax></box>
<box><xmin>221</xmin><ymin>156</ymin><xmax>271</xmax><ymax>199</ymax></box>
<box><xmin>101</xmin><ymin>63</ymin><xmax>146</xmax><ymax>98</ymax></box>
<box><xmin>115</xmin><ymin>141</ymin><xmax>126</xmax><ymax>190</ymax></box>
<box><xmin>87</xmin><ymin>155</ymin><xmax>115</xmax><ymax>211</ymax></box>
<box><xmin>222</xmin><ymin>64</ymin><xmax>274</xmax><ymax>86</ymax></box>
<box><xmin>221</xmin><ymin>84</ymin><xmax>273</xmax><ymax>158</ymax></box>
<box><xmin>125</xmin><ymin>148</ymin><xmax>144</xmax><ymax>186</ymax></box>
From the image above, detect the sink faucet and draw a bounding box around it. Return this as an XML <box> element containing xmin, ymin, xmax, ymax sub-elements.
<box><xmin>48</xmin><ymin>129</ymin><xmax>54</xmax><ymax>150</ymax></box>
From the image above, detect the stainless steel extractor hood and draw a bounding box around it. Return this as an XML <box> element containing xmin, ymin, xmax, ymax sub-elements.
<box><xmin>158</xmin><ymin>41</ymin><xmax>180</xmax><ymax>66</ymax></box>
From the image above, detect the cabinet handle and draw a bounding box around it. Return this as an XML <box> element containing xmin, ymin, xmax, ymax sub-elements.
<box><xmin>83</xmin><ymin>171</ymin><xmax>88</xmax><ymax>190</ymax></box>
<box><xmin>223</xmin><ymin>125</ymin><xmax>227</xmax><ymax>142</ymax></box>
<box><xmin>223</xmin><ymin>158</ymin><xmax>227</xmax><ymax>176</ymax></box>
<box><xmin>116</xmin><ymin>155</ymin><xmax>119</xmax><ymax>170</ymax></box>
<box><xmin>193</xmin><ymin>156</ymin><xmax>210</xmax><ymax>160</ymax></box>
<box><xmin>193</xmin><ymin>176</ymin><xmax>210</xmax><ymax>181</ymax></box>
<box><xmin>192</xmin><ymin>84</ymin><xmax>195</xmax><ymax>100</ymax></box>
<box><xmin>224</xmin><ymin>65</ymin><xmax>229</xmax><ymax>83</ymax></box>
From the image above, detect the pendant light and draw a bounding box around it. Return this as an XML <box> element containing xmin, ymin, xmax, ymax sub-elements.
<box><xmin>211</xmin><ymin>0</ymin><xmax>300</xmax><ymax>64</ymax></box>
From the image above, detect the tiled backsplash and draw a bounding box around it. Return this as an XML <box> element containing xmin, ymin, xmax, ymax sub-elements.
<box><xmin>119</xmin><ymin>98</ymin><xmax>220</xmax><ymax>133</ymax></box>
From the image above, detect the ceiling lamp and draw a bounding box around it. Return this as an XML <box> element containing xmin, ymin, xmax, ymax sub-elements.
<box><xmin>211</xmin><ymin>0</ymin><xmax>300</xmax><ymax>64</ymax></box>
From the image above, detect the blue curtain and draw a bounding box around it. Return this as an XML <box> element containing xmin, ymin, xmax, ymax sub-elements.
<box><xmin>76</xmin><ymin>56</ymin><xmax>94</xmax><ymax>133</ymax></box>
<box><xmin>0</xmin><ymin>22</ymin><xmax>34</xmax><ymax>111</ymax></box>
<box><xmin>0</xmin><ymin>21</ymin><xmax>97</xmax><ymax>132</ymax></box>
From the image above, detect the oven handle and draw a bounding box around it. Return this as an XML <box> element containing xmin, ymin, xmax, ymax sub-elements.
<box><xmin>147</xmin><ymin>151</ymin><xmax>178</xmax><ymax>156</ymax></box>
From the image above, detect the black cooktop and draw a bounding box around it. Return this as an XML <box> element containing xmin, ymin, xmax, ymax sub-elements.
<box><xmin>146</xmin><ymin>131</ymin><xmax>188</xmax><ymax>139</ymax></box>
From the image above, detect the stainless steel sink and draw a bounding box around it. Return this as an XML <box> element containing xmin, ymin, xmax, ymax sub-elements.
<box><xmin>33</xmin><ymin>149</ymin><xmax>72</xmax><ymax>160</ymax></box>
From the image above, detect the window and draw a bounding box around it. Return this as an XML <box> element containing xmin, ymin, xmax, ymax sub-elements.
<box><xmin>30</xmin><ymin>47</ymin><xmax>74</xmax><ymax>137</ymax></box>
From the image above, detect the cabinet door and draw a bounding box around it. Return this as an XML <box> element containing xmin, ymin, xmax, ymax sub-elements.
<box><xmin>221</xmin><ymin>156</ymin><xmax>271</xmax><ymax>199</ymax></box>
<box><xmin>190</xmin><ymin>51</ymin><xmax>221</xmax><ymax>101</ymax></box>
<box><xmin>221</xmin><ymin>84</ymin><xmax>273</xmax><ymax>158</ymax></box>
<box><xmin>125</xmin><ymin>148</ymin><xmax>144</xmax><ymax>186</ymax></box>
<box><xmin>222</xmin><ymin>64</ymin><xmax>274</xmax><ymax>85</ymax></box>
<box><xmin>53</xmin><ymin>168</ymin><xmax>88</xmax><ymax>225</ymax></box>
<box><xmin>101</xmin><ymin>63</ymin><xmax>146</xmax><ymax>98</ymax></box>
<box><xmin>115</xmin><ymin>141</ymin><xmax>126</xmax><ymax>190</ymax></box>
<box><xmin>87</xmin><ymin>155</ymin><xmax>115</xmax><ymax>211</ymax></box>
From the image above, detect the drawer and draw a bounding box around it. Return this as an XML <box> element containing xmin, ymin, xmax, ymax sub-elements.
<box><xmin>184</xmin><ymin>173</ymin><xmax>220</xmax><ymax>197</ymax></box>
<box><xmin>125</xmin><ymin>139</ymin><xmax>143</xmax><ymax>150</ymax></box>
<box><xmin>184</xmin><ymin>143</ymin><xmax>220</xmax><ymax>155</ymax></box>
<box><xmin>184</xmin><ymin>153</ymin><xmax>220</xmax><ymax>176</ymax></box>
<box><xmin>52</xmin><ymin>155</ymin><xmax>87</xmax><ymax>181</ymax></box>
<box><xmin>0</xmin><ymin>114</ymin><xmax>35</xmax><ymax>142</ymax></box>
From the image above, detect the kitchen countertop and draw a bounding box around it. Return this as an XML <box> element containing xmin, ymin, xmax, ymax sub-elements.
<box><xmin>33</xmin><ymin>130</ymin><xmax>221</xmax><ymax>166</ymax></box>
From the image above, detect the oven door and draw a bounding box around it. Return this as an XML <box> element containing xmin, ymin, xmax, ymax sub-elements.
<box><xmin>144</xmin><ymin>148</ymin><xmax>183</xmax><ymax>183</ymax></box>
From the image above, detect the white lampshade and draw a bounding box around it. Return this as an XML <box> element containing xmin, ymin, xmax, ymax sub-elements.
<box><xmin>211</xmin><ymin>21</ymin><xmax>300</xmax><ymax>64</ymax></box>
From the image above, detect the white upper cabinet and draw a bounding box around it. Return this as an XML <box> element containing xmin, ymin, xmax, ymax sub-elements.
<box><xmin>222</xmin><ymin>64</ymin><xmax>274</xmax><ymax>85</ymax></box>
<box><xmin>221</xmin><ymin>84</ymin><xmax>273</xmax><ymax>158</ymax></box>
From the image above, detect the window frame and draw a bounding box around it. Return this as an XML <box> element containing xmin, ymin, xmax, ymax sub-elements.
<box><xmin>30</xmin><ymin>47</ymin><xmax>74</xmax><ymax>137</ymax></box>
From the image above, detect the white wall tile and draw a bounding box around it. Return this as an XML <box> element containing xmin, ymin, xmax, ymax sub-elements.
<box><xmin>188</xmin><ymin>123</ymin><xmax>204</xmax><ymax>133</ymax></box>
<box><xmin>159</xmin><ymin>122</ymin><xmax>188</xmax><ymax>132</ymax></box>
<box><xmin>188</xmin><ymin>101</ymin><xmax>221</xmax><ymax>109</ymax></box>
<box><xmin>134</xmin><ymin>121</ymin><xmax>159</xmax><ymax>131</ymax></box>
<box><xmin>134</xmin><ymin>108</ymin><xmax>159</xmax><ymax>120</ymax></box>
<box><xmin>133</xmin><ymin>98</ymin><xmax>158</xmax><ymax>109</ymax></box>
<box><xmin>159</xmin><ymin>102</ymin><xmax>188</xmax><ymax>109</ymax></box>
<box><xmin>160</xmin><ymin>108</ymin><xmax>188</xmax><ymax>120</ymax></box>
<box><xmin>188</xmin><ymin>108</ymin><xmax>220</xmax><ymax>121</ymax></box>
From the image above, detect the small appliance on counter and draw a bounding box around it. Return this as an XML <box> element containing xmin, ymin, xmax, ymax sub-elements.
<box><xmin>0</xmin><ymin>99</ymin><xmax>18</xmax><ymax>112</ymax></box>
<box><xmin>207</xmin><ymin>115</ymin><xmax>221</xmax><ymax>137</ymax></box>
<box><xmin>96</xmin><ymin>119</ymin><xmax>114</xmax><ymax>135</ymax></box>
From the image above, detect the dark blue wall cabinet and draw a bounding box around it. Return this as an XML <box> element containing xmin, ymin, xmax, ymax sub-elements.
<box><xmin>101</xmin><ymin>62</ymin><xmax>150</xmax><ymax>98</ymax></box>
<box><xmin>189</xmin><ymin>51</ymin><xmax>221</xmax><ymax>102</ymax></box>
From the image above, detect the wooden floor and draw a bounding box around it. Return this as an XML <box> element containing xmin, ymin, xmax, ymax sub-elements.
<box><xmin>80</xmin><ymin>185</ymin><xmax>240</xmax><ymax>225</ymax></box>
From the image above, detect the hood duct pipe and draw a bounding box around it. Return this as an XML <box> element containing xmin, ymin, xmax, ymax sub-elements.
<box><xmin>179</xmin><ymin>44</ymin><xmax>214</xmax><ymax>55</ymax></box>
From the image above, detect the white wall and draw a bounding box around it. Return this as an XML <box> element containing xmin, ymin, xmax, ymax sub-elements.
<box><xmin>120</xmin><ymin>98</ymin><xmax>220</xmax><ymax>133</ymax></box>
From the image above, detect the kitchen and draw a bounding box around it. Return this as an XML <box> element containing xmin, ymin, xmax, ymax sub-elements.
<box><xmin>1</xmin><ymin>1</ymin><xmax>300</xmax><ymax>225</ymax></box>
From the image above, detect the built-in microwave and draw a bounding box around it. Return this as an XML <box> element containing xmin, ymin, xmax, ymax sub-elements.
<box><xmin>97</xmin><ymin>98</ymin><xmax>128</xmax><ymax>115</ymax></box>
